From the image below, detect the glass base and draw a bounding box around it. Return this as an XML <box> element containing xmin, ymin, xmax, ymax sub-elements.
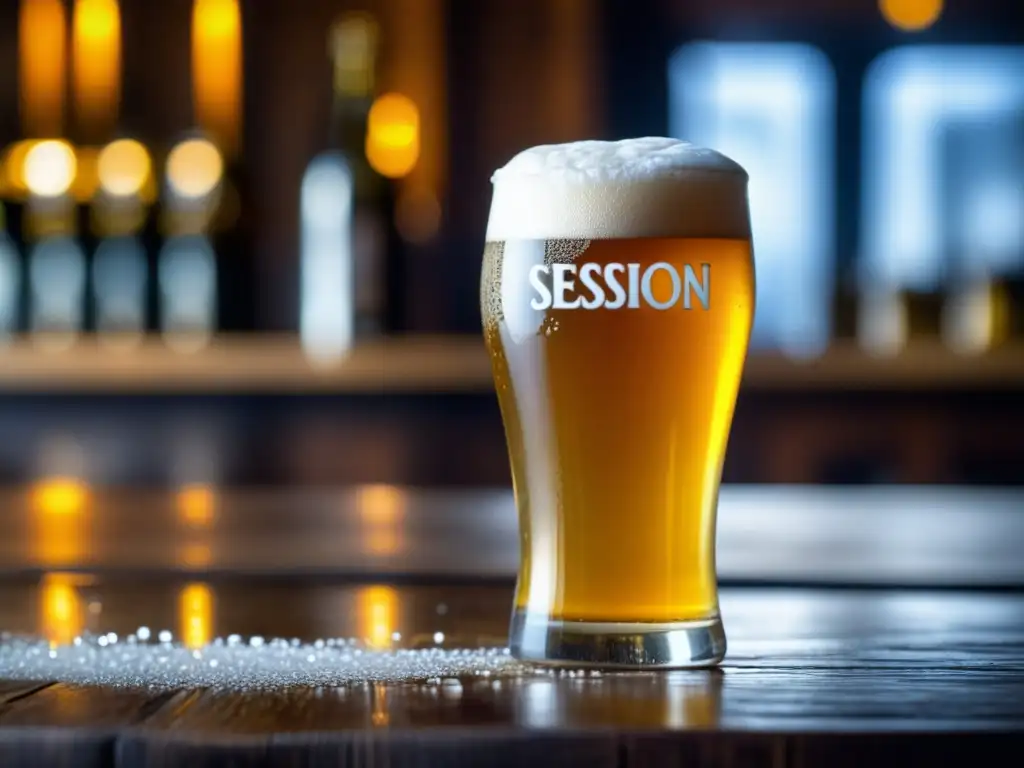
<box><xmin>509</xmin><ymin>609</ymin><xmax>726</xmax><ymax>669</ymax></box>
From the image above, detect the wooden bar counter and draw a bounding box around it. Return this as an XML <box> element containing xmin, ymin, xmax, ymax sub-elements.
<box><xmin>0</xmin><ymin>486</ymin><xmax>1022</xmax><ymax>765</ymax></box>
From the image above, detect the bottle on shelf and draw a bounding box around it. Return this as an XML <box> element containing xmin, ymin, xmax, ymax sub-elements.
<box><xmin>157</xmin><ymin>136</ymin><xmax>222</xmax><ymax>353</ymax></box>
<box><xmin>938</xmin><ymin>119</ymin><xmax>1020</xmax><ymax>355</ymax></box>
<box><xmin>91</xmin><ymin>138</ymin><xmax>154</xmax><ymax>350</ymax></box>
<box><xmin>325</xmin><ymin>12</ymin><xmax>401</xmax><ymax>339</ymax></box>
<box><xmin>22</xmin><ymin>140</ymin><xmax>86</xmax><ymax>352</ymax></box>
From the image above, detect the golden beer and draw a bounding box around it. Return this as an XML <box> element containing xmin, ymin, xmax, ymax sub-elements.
<box><xmin>482</xmin><ymin>138</ymin><xmax>754</xmax><ymax>667</ymax></box>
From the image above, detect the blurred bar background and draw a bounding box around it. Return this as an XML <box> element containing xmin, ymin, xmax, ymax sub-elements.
<box><xmin>0</xmin><ymin>0</ymin><xmax>1020</xmax><ymax>493</ymax></box>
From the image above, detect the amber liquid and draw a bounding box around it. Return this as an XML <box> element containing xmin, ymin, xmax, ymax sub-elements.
<box><xmin>482</xmin><ymin>237</ymin><xmax>754</xmax><ymax>623</ymax></box>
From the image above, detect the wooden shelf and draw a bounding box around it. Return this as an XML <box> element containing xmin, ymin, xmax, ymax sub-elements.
<box><xmin>0</xmin><ymin>334</ymin><xmax>1020</xmax><ymax>393</ymax></box>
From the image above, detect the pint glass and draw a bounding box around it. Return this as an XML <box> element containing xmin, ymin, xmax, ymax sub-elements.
<box><xmin>481</xmin><ymin>138</ymin><xmax>754</xmax><ymax>667</ymax></box>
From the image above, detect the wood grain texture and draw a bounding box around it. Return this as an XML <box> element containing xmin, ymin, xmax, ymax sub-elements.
<box><xmin>0</xmin><ymin>680</ymin><xmax>52</xmax><ymax>706</ymax></box>
<box><xmin>0</xmin><ymin>589</ymin><xmax>1023</xmax><ymax>766</ymax></box>
<box><xmin>0</xmin><ymin>684</ymin><xmax>174</xmax><ymax>768</ymax></box>
<box><xmin>0</xmin><ymin>684</ymin><xmax>176</xmax><ymax>728</ymax></box>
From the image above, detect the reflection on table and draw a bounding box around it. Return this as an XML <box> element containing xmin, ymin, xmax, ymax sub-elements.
<box><xmin>4</xmin><ymin>484</ymin><xmax>1024</xmax><ymax>587</ymax></box>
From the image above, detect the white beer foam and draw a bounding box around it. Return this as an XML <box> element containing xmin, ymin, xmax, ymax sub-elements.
<box><xmin>486</xmin><ymin>138</ymin><xmax>750</xmax><ymax>241</ymax></box>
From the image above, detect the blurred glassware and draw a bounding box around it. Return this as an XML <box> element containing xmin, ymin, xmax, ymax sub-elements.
<box><xmin>323</xmin><ymin>12</ymin><xmax>398</xmax><ymax>339</ymax></box>
<box><xmin>300</xmin><ymin>152</ymin><xmax>355</xmax><ymax>363</ymax></box>
<box><xmin>670</xmin><ymin>42</ymin><xmax>835</xmax><ymax>358</ymax></box>
<box><xmin>857</xmin><ymin>285</ymin><xmax>908</xmax><ymax>357</ymax></box>
<box><xmin>92</xmin><ymin>235</ymin><xmax>147</xmax><ymax>349</ymax></box>
<box><xmin>861</xmin><ymin>46</ymin><xmax>1024</xmax><ymax>331</ymax></box>
<box><xmin>158</xmin><ymin>233</ymin><xmax>216</xmax><ymax>353</ymax></box>
<box><xmin>28</xmin><ymin>237</ymin><xmax>86</xmax><ymax>351</ymax></box>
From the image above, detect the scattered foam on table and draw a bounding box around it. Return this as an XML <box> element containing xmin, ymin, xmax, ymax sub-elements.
<box><xmin>0</xmin><ymin>628</ymin><xmax>549</xmax><ymax>691</ymax></box>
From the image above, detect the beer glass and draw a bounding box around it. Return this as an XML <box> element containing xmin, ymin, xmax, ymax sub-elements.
<box><xmin>481</xmin><ymin>138</ymin><xmax>754</xmax><ymax>667</ymax></box>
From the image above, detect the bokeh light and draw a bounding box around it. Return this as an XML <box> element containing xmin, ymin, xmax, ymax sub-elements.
<box><xmin>30</xmin><ymin>477</ymin><xmax>89</xmax><ymax>517</ymax></box>
<box><xmin>2</xmin><ymin>140</ymin><xmax>39</xmax><ymax>196</ymax></box>
<box><xmin>879</xmin><ymin>0</ymin><xmax>943</xmax><ymax>32</ymax></box>
<box><xmin>357</xmin><ymin>585</ymin><xmax>398</xmax><ymax>649</ymax></box>
<box><xmin>24</xmin><ymin>140</ymin><xmax>78</xmax><ymax>198</ymax></box>
<box><xmin>179</xmin><ymin>582</ymin><xmax>214</xmax><ymax>649</ymax></box>
<box><xmin>19</xmin><ymin>0</ymin><xmax>67</xmax><ymax>138</ymax></box>
<box><xmin>358</xmin><ymin>484</ymin><xmax>405</xmax><ymax>557</ymax></box>
<box><xmin>366</xmin><ymin>93</ymin><xmax>420</xmax><ymax>179</ymax></box>
<box><xmin>98</xmin><ymin>139</ymin><xmax>152</xmax><ymax>197</ymax></box>
<box><xmin>72</xmin><ymin>0</ymin><xmax>122</xmax><ymax>137</ymax></box>
<box><xmin>166</xmin><ymin>138</ymin><xmax>223</xmax><ymax>200</ymax></box>
<box><xmin>192</xmin><ymin>0</ymin><xmax>242</xmax><ymax>158</ymax></box>
<box><xmin>358</xmin><ymin>484</ymin><xmax>405</xmax><ymax>526</ymax></box>
<box><xmin>180</xmin><ymin>543</ymin><xmax>212</xmax><ymax>568</ymax></box>
<box><xmin>177</xmin><ymin>483</ymin><xmax>216</xmax><ymax>528</ymax></box>
<box><xmin>40</xmin><ymin>573</ymin><xmax>85</xmax><ymax>648</ymax></box>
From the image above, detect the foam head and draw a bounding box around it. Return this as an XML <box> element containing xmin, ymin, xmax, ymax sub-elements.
<box><xmin>486</xmin><ymin>138</ymin><xmax>750</xmax><ymax>241</ymax></box>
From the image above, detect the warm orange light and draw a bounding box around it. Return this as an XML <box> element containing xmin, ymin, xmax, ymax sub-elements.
<box><xmin>357</xmin><ymin>585</ymin><xmax>398</xmax><ymax>649</ymax></box>
<box><xmin>166</xmin><ymin>139</ymin><xmax>223</xmax><ymax>199</ymax></box>
<box><xmin>192</xmin><ymin>0</ymin><xmax>242</xmax><ymax>159</ymax></box>
<box><xmin>180</xmin><ymin>542</ymin><xmax>212</xmax><ymax>568</ymax></box>
<box><xmin>72</xmin><ymin>0</ymin><xmax>121</xmax><ymax>139</ymax></box>
<box><xmin>19</xmin><ymin>0</ymin><xmax>67</xmax><ymax>138</ymax></box>
<box><xmin>879</xmin><ymin>0</ymin><xmax>943</xmax><ymax>31</ymax></box>
<box><xmin>71</xmin><ymin>146</ymin><xmax>101</xmax><ymax>202</ymax></box>
<box><xmin>358</xmin><ymin>484</ymin><xmax>405</xmax><ymax>556</ymax></box>
<box><xmin>2</xmin><ymin>140</ymin><xmax>39</xmax><ymax>196</ymax></box>
<box><xmin>366</xmin><ymin>94</ymin><xmax>420</xmax><ymax>179</ymax></box>
<box><xmin>372</xmin><ymin>684</ymin><xmax>389</xmax><ymax>727</ymax></box>
<box><xmin>98</xmin><ymin>139</ymin><xmax>151</xmax><ymax>198</ymax></box>
<box><xmin>40</xmin><ymin>573</ymin><xmax>84</xmax><ymax>647</ymax></box>
<box><xmin>24</xmin><ymin>140</ymin><xmax>78</xmax><ymax>198</ymax></box>
<box><xmin>177</xmin><ymin>483</ymin><xmax>216</xmax><ymax>528</ymax></box>
<box><xmin>179</xmin><ymin>582</ymin><xmax>213</xmax><ymax>649</ymax></box>
<box><xmin>385</xmin><ymin>0</ymin><xmax>447</xmax><ymax>230</ymax></box>
<box><xmin>31</xmin><ymin>478</ymin><xmax>90</xmax><ymax>568</ymax></box>
<box><xmin>31</xmin><ymin>477</ymin><xmax>89</xmax><ymax>517</ymax></box>
<box><xmin>358</xmin><ymin>484</ymin><xmax>405</xmax><ymax>526</ymax></box>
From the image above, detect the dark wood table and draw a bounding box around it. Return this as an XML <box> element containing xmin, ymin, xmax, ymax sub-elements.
<box><xmin>0</xmin><ymin>487</ymin><xmax>1023</xmax><ymax>766</ymax></box>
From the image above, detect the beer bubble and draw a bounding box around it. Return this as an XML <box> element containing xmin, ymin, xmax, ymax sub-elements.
<box><xmin>486</xmin><ymin>137</ymin><xmax>749</xmax><ymax>242</ymax></box>
<box><xmin>481</xmin><ymin>138</ymin><xmax>748</xmax><ymax>332</ymax></box>
<box><xmin>0</xmin><ymin>628</ymin><xmax>529</xmax><ymax>690</ymax></box>
<box><xmin>481</xmin><ymin>238</ymin><xmax>591</xmax><ymax>332</ymax></box>
<box><xmin>544</xmin><ymin>238</ymin><xmax>591</xmax><ymax>266</ymax></box>
<box><xmin>481</xmin><ymin>241</ymin><xmax>504</xmax><ymax>333</ymax></box>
